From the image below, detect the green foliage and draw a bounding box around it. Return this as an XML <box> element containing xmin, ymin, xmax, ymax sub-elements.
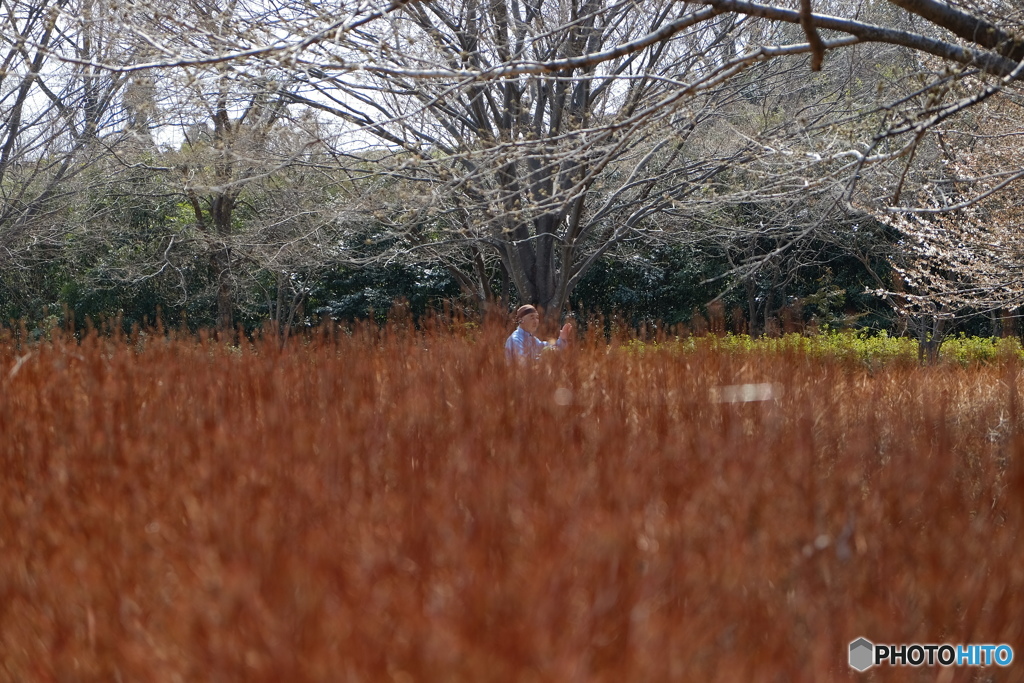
<box><xmin>570</xmin><ymin>243</ymin><xmax>736</xmax><ymax>326</ymax></box>
<box><xmin>571</xmin><ymin>221</ymin><xmax>898</xmax><ymax>334</ymax></box>
<box><xmin>939</xmin><ymin>333</ymin><xmax>1023</xmax><ymax>365</ymax></box>
<box><xmin>638</xmin><ymin>330</ymin><xmax>1024</xmax><ymax>366</ymax></box>
<box><xmin>309</xmin><ymin>263</ymin><xmax>460</xmax><ymax>324</ymax></box>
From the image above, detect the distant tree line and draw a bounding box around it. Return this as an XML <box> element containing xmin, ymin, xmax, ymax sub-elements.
<box><xmin>0</xmin><ymin>170</ymin><xmax>902</xmax><ymax>335</ymax></box>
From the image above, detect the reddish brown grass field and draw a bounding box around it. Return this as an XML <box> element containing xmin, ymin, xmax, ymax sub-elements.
<box><xmin>1</xmin><ymin>321</ymin><xmax>1023</xmax><ymax>682</ymax></box>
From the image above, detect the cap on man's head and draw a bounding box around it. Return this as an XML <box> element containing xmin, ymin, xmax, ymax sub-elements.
<box><xmin>516</xmin><ymin>304</ymin><xmax>538</xmax><ymax>321</ymax></box>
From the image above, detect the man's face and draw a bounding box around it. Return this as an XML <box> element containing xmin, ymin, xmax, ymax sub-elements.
<box><xmin>521</xmin><ymin>311</ymin><xmax>540</xmax><ymax>333</ymax></box>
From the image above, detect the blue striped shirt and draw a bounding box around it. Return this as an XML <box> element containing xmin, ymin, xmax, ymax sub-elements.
<box><xmin>505</xmin><ymin>326</ymin><xmax>564</xmax><ymax>362</ymax></box>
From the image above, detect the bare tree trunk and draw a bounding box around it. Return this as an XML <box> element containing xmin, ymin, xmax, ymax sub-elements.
<box><xmin>746</xmin><ymin>278</ymin><xmax>759</xmax><ymax>337</ymax></box>
<box><xmin>917</xmin><ymin>314</ymin><xmax>945</xmax><ymax>365</ymax></box>
<box><xmin>214</xmin><ymin>248</ymin><xmax>233</xmax><ymax>333</ymax></box>
<box><xmin>212</xmin><ymin>192</ymin><xmax>235</xmax><ymax>332</ymax></box>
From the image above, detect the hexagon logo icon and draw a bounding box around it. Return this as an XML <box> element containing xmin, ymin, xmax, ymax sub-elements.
<box><xmin>849</xmin><ymin>638</ymin><xmax>874</xmax><ymax>671</ymax></box>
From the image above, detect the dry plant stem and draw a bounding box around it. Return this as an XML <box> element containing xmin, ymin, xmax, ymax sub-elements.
<box><xmin>1</xmin><ymin>322</ymin><xmax>1022</xmax><ymax>681</ymax></box>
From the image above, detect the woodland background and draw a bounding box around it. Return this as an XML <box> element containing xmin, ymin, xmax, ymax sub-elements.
<box><xmin>2</xmin><ymin>0</ymin><xmax>1024</xmax><ymax>346</ymax></box>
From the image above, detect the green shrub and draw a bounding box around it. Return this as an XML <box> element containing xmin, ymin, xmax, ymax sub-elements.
<box><xmin>643</xmin><ymin>329</ymin><xmax>1023</xmax><ymax>365</ymax></box>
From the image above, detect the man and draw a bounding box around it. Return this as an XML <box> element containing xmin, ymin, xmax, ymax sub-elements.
<box><xmin>505</xmin><ymin>305</ymin><xmax>573</xmax><ymax>362</ymax></box>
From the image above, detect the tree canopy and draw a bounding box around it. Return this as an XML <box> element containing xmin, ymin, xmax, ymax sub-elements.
<box><xmin>2</xmin><ymin>0</ymin><xmax>1024</xmax><ymax>332</ymax></box>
